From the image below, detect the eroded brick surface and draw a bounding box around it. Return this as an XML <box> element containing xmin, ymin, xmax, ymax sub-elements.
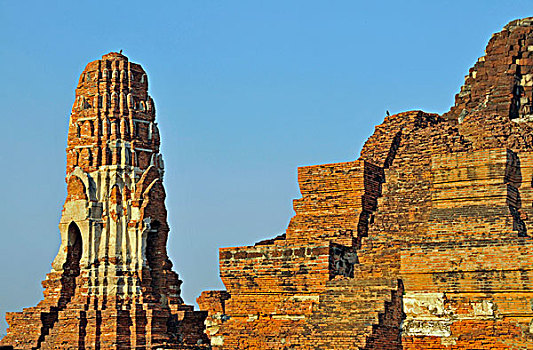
<box><xmin>199</xmin><ymin>18</ymin><xmax>533</xmax><ymax>349</ymax></box>
<box><xmin>0</xmin><ymin>53</ymin><xmax>207</xmax><ymax>350</ymax></box>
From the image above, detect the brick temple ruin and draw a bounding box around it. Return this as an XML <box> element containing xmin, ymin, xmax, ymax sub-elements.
<box><xmin>3</xmin><ymin>17</ymin><xmax>533</xmax><ymax>350</ymax></box>
<box><xmin>0</xmin><ymin>52</ymin><xmax>208</xmax><ymax>349</ymax></box>
<box><xmin>196</xmin><ymin>17</ymin><xmax>533</xmax><ymax>349</ymax></box>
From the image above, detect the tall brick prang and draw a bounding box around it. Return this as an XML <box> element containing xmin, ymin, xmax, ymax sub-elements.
<box><xmin>0</xmin><ymin>53</ymin><xmax>208</xmax><ymax>350</ymax></box>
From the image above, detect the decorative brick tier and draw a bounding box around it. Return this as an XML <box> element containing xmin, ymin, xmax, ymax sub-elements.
<box><xmin>0</xmin><ymin>53</ymin><xmax>208</xmax><ymax>350</ymax></box>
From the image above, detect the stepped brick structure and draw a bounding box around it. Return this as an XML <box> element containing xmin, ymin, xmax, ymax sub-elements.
<box><xmin>198</xmin><ymin>18</ymin><xmax>533</xmax><ymax>349</ymax></box>
<box><xmin>0</xmin><ymin>53</ymin><xmax>208</xmax><ymax>349</ymax></box>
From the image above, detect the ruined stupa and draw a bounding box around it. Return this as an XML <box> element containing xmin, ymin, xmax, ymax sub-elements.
<box><xmin>1</xmin><ymin>53</ymin><xmax>207</xmax><ymax>349</ymax></box>
<box><xmin>4</xmin><ymin>17</ymin><xmax>533</xmax><ymax>350</ymax></box>
<box><xmin>197</xmin><ymin>18</ymin><xmax>533</xmax><ymax>349</ymax></box>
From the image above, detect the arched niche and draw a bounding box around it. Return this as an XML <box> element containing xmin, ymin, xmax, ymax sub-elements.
<box><xmin>109</xmin><ymin>184</ymin><xmax>122</xmax><ymax>205</ymax></box>
<box><xmin>146</xmin><ymin>220</ymin><xmax>160</xmax><ymax>265</ymax></box>
<box><xmin>66</xmin><ymin>175</ymin><xmax>88</xmax><ymax>202</ymax></box>
<box><xmin>64</xmin><ymin>222</ymin><xmax>83</xmax><ymax>278</ymax></box>
<box><xmin>54</xmin><ymin>221</ymin><xmax>83</xmax><ymax>308</ymax></box>
<box><xmin>68</xmin><ymin>168</ymin><xmax>97</xmax><ymax>201</ymax></box>
<box><xmin>137</xmin><ymin>151</ymin><xmax>151</xmax><ymax>169</ymax></box>
<box><xmin>146</xmin><ymin>220</ymin><xmax>161</xmax><ymax>296</ymax></box>
<box><xmin>79</xmin><ymin>148</ymin><xmax>91</xmax><ymax>169</ymax></box>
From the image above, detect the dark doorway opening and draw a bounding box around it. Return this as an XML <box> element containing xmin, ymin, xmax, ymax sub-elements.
<box><xmin>146</xmin><ymin>220</ymin><xmax>161</xmax><ymax>299</ymax></box>
<box><xmin>65</xmin><ymin>222</ymin><xmax>82</xmax><ymax>276</ymax></box>
<box><xmin>61</xmin><ymin>222</ymin><xmax>82</xmax><ymax>305</ymax></box>
<box><xmin>36</xmin><ymin>222</ymin><xmax>83</xmax><ymax>348</ymax></box>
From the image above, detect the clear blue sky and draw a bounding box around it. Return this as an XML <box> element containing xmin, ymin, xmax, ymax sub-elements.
<box><xmin>0</xmin><ymin>0</ymin><xmax>531</xmax><ymax>336</ymax></box>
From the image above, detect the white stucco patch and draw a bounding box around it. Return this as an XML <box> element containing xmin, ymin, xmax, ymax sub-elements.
<box><xmin>402</xmin><ymin>292</ymin><xmax>451</xmax><ymax>337</ymax></box>
<box><xmin>472</xmin><ymin>300</ymin><xmax>494</xmax><ymax>316</ymax></box>
<box><xmin>402</xmin><ymin>319</ymin><xmax>451</xmax><ymax>337</ymax></box>
<box><xmin>403</xmin><ymin>292</ymin><xmax>447</xmax><ymax>318</ymax></box>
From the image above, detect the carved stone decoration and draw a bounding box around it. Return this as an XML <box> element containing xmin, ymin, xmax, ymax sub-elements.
<box><xmin>0</xmin><ymin>52</ymin><xmax>208</xmax><ymax>350</ymax></box>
